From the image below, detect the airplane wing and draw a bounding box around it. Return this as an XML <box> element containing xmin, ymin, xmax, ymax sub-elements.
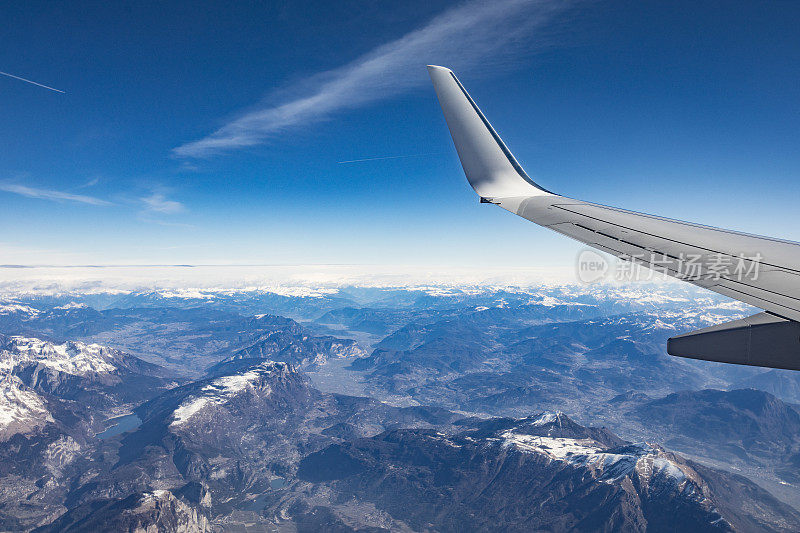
<box><xmin>428</xmin><ymin>65</ymin><xmax>800</xmax><ymax>371</ymax></box>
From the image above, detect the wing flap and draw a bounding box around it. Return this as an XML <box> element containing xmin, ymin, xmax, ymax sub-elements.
<box><xmin>668</xmin><ymin>312</ymin><xmax>800</xmax><ymax>370</ymax></box>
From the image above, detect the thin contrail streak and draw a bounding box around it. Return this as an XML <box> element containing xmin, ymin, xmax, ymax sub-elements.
<box><xmin>337</xmin><ymin>152</ymin><xmax>446</xmax><ymax>164</ymax></box>
<box><xmin>0</xmin><ymin>70</ymin><xmax>65</xmax><ymax>93</ymax></box>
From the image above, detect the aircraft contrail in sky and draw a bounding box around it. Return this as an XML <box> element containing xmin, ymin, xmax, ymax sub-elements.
<box><xmin>0</xmin><ymin>70</ymin><xmax>64</xmax><ymax>93</ymax></box>
<box><xmin>337</xmin><ymin>152</ymin><xmax>446</xmax><ymax>164</ymax></box>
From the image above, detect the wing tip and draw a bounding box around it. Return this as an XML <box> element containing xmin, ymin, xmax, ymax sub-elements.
<box><xmin>427</xmin><ymin>65</ymin><xmax>453</xmax><ymax>81</ymax></box>
<box><xmin>428</xmin><ymin>65</ymin><xmax>551</xmax><ymax>198</ymax></box>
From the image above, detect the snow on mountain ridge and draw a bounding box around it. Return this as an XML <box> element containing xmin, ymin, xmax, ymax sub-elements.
<box><xmin>53</xmin><ymin>301</ymin><xmax>90</xmax><ymax>310</ymax></box>
<box><xmin>151</xmin><ymin>286</ymin><xmax>341</xmax><ymax>300</ymax></box>
<box><xmin>531</xmin><ymin>412</ymin><xmax>563</xmax><ymax>426</ymax></box>
<box><xmin>0</xmin><ymin>336</ymin><xmax>118</xmax><ymax>376</ymax></box>
<box><xmin>171</xmin><ymin>361</ymin><xmax>291</xmax><ymax>427</ymax></box>
<box><xmin>500</xmin><ymin>429</ymin><xmax>709</xmax><ymax>492</ymax></box>
<box><xmin>0</xmin><ymin>373</ymin><xmax>52</xmax><ymax>440</ymax></box>
<box><xmin>0</xmin><ymin>302</ymin><xmax>40</xmax><ymax>316</ymax></box>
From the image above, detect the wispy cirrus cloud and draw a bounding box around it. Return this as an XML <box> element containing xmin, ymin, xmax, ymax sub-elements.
<box><xmin>141</xmin><ymin>192</ymin><xmax>185</xmax><ymax>214</ymax></box>
<box><xmin>0</xmin><ymin>183</ymin><xmax>112</xmax><ymax>206</ymax></box>
<box><xmin>77</xmin><ymin>176</ymin><xmax>101</xmax><ymax>189</ymax></box>
<box><xmin>173</xmin><ymin>0</ymin><xmax>576</xmax><ymax>158</ymax></box>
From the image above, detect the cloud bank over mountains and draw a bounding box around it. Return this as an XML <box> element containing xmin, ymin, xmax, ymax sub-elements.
<box><xmin>0</xmin><ymin>264</ymin><xmax>685</xmax><ymax>296</ymax></box>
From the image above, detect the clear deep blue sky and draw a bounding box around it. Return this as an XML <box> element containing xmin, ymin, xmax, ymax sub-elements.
<box><xmin>1</xmin><ymin>0</ymin><xmax>799</xmax><ymax>268</ymax></box>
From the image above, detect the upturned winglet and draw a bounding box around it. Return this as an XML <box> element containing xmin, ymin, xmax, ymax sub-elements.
<box><xmin>427</xmin><ymin>65</ymin><xmax>552</xmax><ymax>200</ymax></box>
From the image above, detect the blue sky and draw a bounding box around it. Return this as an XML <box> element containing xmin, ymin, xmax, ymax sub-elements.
<box><xmin>1</xmin><ymin>0</ymin><xmax>799</xmax><ymax>271</ymax></box>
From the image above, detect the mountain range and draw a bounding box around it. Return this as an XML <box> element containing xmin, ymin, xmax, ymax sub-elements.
<box><xmin>1</xmin><ymin>284</ymin><xmax>799</xmax><ymax>530</ymax></box>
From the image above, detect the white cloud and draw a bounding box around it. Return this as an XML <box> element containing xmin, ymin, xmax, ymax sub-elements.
<box><xmin>173</xmin><ymin>0</ymin><xmax>575</xmax><ymax>158</ymax></box>
<box><xmin>0</xmin><ymin>264</ymin><xmax>581</xmax><ymax>293</ymax></box>
<box><xmin>141</xmin><ymin>192</ymin><xmax>185</xmax><ymax>214</ymax></box>
<box><xmin>77</xmin><ymin>177</ymin><xmax>100</xmax><ymax>189</ymax></box>
<box><xmin>0</xmin><ymin>183</ymin><xmax>112</xmax><ymax>206</ymax></box>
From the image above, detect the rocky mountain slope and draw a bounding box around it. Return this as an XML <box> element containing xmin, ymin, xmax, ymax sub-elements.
<box><xmin>0</xmin><ymin>304</ymin><xmax>367</xmax><ymax>375</ymax></box>
<box><xmin>34</xmin><ymin>483</ymin><xmax>211</xmax><ymax>533</ymax></box>
<box><xmin>623</xmin><ymin>388</ymin><xmax>800</xmax><ymax>484</ymax></box>
<box><xmin>0</xmin><ymin>335</ymin><xmax>177</xmax><ymax>530</ymax></box>
<box><xmin>296</xmin><ymin>412</ymin><xmax>800</xmax><ymax>532</ymax></box>
<box><xmin>51</xmin><ymin>358</ymin><xmax>460</xmax><ymax>529</ymax></box>
<box><xmin>349</xmin><ymin>306</ymin><xmax>760</xmax><ymax>418</ymax></box>
<box><xmin>0</xmin><ymin>334</ymin><xmax>173</xmax><ymax>412</ymax></box>
<box><xmin>210</xmin><ymin>316</ymin><xmax>365</xmax><ymax>371</ymax></box>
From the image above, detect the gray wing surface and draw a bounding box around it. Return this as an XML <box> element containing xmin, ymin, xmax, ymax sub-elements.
<box><xmin>428</xmin><ymin>65</ymin><xmax>800</xmax><ymax>370</ymax></box>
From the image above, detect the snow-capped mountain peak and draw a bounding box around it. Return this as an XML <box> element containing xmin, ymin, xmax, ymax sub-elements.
<box><xmin>501</xmin><ymin>428</ymin><xmax>710</xmax><ymax>492</ymax></box>
<box><xmin>171</xmin><ymin>361</ymin><xmax>292</xmax><ymax>426</ymax></box>
<box><xmin>0</xmin><ymin>336</ymin><xmax>119</xmax><ymax>376</ymax></box>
